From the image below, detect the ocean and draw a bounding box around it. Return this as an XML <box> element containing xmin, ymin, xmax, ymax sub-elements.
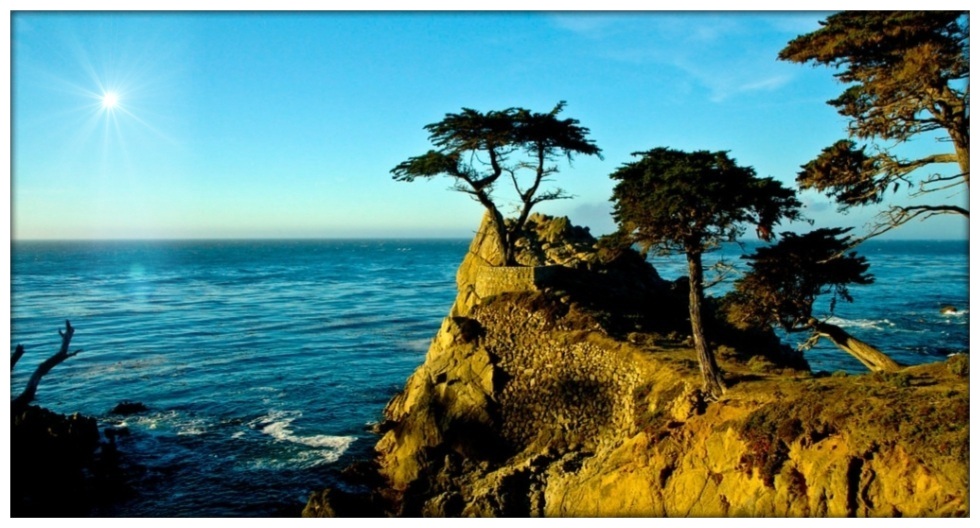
<box><xmin>8</xmin><ymin>238</ymin><xmax>969</xmax><ymax>516</ymax></box>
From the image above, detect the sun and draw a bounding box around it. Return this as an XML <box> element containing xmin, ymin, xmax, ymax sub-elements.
<box><xmin>101</xmin><ymin>91</ymin><xmax>120</xmax><ymax>110</ymax></box>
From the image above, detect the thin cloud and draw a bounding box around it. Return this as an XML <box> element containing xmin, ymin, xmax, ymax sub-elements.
<box><xmin>550</xmin><ymin>13</ymin><xmax>822</xmax><ymax>104</ymax></box>
<box><xmin>546</xmin><ymin>13</ymin><xmax>629</xmax><ymax>38</ymax></box>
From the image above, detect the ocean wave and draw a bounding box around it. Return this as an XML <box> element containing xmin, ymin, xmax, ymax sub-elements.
<box><xmin>252</xmin><ymin>410</ymin><xmax>356</xmax><ymax>463</ymax></box>
<box><xmin>109</xmin><ymin>410</ymin><xmax>213</xmax><ymax>437</ymax></box>
<box><xmin>402</xmin><ymin>338</ymin><xmax>432</xmax><ymax>353</ymax></box>
<box><xmin>824</xmin><ymin>316</ymin><xmax>896</xmax><ymax>331</ymax></box>
<box><xmin>244</xmin><ymin>448</ymin><xmax>348</xmax><ymax>471</ymax></box>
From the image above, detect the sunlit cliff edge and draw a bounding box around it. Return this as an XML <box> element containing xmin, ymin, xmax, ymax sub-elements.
<box><xmin>304</xmin><ymin>214</ymin><xmax>969</xmax><ymax>518</ymax></box>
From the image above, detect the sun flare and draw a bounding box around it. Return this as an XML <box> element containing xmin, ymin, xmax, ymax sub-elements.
<box><xmin>102</xmin><ymin>91</ymin><xmax>120</xmax><ymax>110</ymax></box>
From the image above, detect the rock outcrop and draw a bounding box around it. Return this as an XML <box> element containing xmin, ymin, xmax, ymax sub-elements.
<box><xmin>305</xmin><ymin>214</ymin><xmax>969</xmax><ymax>517</ymax></box>
<box><xmin>11</xmin><ymin>404</ymin><xmax>104</xmax><ymax>516</ymax></box>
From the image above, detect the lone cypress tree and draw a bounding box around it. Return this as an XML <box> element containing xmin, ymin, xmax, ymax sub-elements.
<box><xmin>391</xmin><ymin>102</ymin><xmax>601</xmax><ymax>265</ymax></box>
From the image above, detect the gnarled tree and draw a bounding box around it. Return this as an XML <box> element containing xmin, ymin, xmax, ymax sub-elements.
<box><xmin>779</xmin><ymin>11</ymin><xmax>969</xmax><ymax>239</ymax></box>
<box><xmin>610</xmin><ymin>147</ymin><xmax>804</xmax><ymax>398</ymax></box>
<box><xmin>391</xmin><ymin>102</ymin><xmax>601</xmax><ymax>265</ymax></box>
<box><xmin>726</xmin><ymin>228</ymin><xmax>900</xmax><ymax>372</ymax></box>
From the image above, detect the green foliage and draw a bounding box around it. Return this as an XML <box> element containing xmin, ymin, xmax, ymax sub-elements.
<box><xmin>796</xmin><ymin>140</ymin><xmax>884</xmax><ymax>208</ymax></box>
<box><xmin>727</xmin><ymin>228</ymin><xmax>872</xmax><ymax>332</ymax></box>
<box><xmin>738</xmin><ymin>409</ymin><xmax>801</xmax><ymax>488</ymax></box>
<box><xmin>391</xmin><ymin>102</ymin><xmax>601</xmax><ymax>264</ymax></box>
<box><xmin>779</xmin><ymin>11</ymin><xmax>967</xmax><ymax>143</ymax></box>
<box><xmin>609</xmin><ymin>147</ymin><xmax>803</xmax><ymax>397</ymax></box>
<box><xmin>779</xmin><ymin>11</ymin><xmax>969</xmax><ymax>237</ymax></box>
<box><xmin>609</xmin><ymin>148</ymin><xmax>803</xmax><ymax>256</ymax></box>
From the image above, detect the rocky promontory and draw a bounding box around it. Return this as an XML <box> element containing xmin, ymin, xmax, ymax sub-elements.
<box><xmin>304</xmin><ymin>214</ymin><xmax>969</xmax><ymax>517</ymax></box>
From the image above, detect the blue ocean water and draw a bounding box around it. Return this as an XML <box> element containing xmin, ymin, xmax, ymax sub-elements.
<box><xmin>650</xmin><ymin>239</ymin><xmax>970</xmax><ymax>371</ymax></box>
<box><xmin>9</xmin><ymin>238</ymin><xmax>969</xmax><ymax>516</ymax></box>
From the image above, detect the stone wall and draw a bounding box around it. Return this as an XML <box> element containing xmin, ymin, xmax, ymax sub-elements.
<box><xmin>473</xmin><ymin>265</ymin><xmax>563</xmax><ymax>300</ymax></box>
<box><xmin>468</xmin><ymin>297</ymin><xmax>641</xmax><ymax>453</ymax></box>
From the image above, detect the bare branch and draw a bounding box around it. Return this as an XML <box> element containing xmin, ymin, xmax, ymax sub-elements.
<box><xmin>11</xmin><ymin>344</ymin><xmax>26</xmax><ymax>370</ymax></box>
<box><xmin>915</xmin><ymin>172</ymin><xmax>969</xmax><ymax>195</ymax></box>
<box><xmin>703</xmin><ymin>260</ymin><xmax>738</xmax><ymax>291</ymax></box>
<box><xmin>12</xmin><ymin>321</ymin><xmax>82</xmax><ymax>410</ymax></box>
<box><xmin>855</xmin><ymin>204</ymin><xmax>970</xmax><ymax>244</ymax></box>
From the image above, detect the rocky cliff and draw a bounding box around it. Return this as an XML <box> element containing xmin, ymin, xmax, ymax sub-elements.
<box><xmin>304</xmin><ymin>214</ymin><xmax>969</xmax><ymax>518</ymax></box>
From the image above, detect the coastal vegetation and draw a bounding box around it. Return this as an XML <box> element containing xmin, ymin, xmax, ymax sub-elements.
<box><xmin>330</xmin><ymin>12</ymin><xmax>970</xmax><ymax>517</ymax></box>
<box><xmin>305</xmin><ymin>214</ymin><xmax>968</xmax><ymax>517</ymax></box>
<box><xmin>391</xmin><ymin>101</ymin><xmax>602</xmax><ymax>265</ymax></box>
<box><xmin>11</xmin><ymin>10</ymin><xmax>969</xmax><ymax>518</ymax></box>
<box><xmin>725</xmin><ymin>228</ymin><xmax>900</xmax><ymax>371</ymax></box>
<box><xmin>779</xmin><ymin>11</ymin><xmax>969</xmax><ymax>240</ymax></box>
<box><xmin>608</xmin><ymin>148</ymin><xmax>804</xmax><ymax>399</ymax></box>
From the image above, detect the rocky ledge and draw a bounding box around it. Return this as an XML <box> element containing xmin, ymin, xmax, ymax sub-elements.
<box><xmin>304</xmin><ymin>214</ymin><xmax>969</xmax><ymax>517</ymax></box>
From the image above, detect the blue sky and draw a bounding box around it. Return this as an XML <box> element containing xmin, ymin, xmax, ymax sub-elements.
<box><xmin>8</xmin><ymin>10</ymin><xmax>971</xmax><ymax>240</ymax></box>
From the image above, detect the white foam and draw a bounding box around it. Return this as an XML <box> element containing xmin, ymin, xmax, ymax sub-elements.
<box><xmin>825</xmin><ymin>316</ymin><xmax>896</xmax><ymax>330</ymax></box>
<box><xmin>122</xmin><ymin>410</ymin><xmax>212</xmax><ymax>436</ymax></box>
<box><xmin>403</xmin><ymin>338</ymin><xmax>432</xmax><ymax>353</ymax></box>
<box><xmin>245</xmin><ymin>447</ymin><xmax>347</xmax><ymax>470</ymax></box>
<box><xmin>253</xmin><ymin>410</ymin><xmax>356</xmax><ymax>463</ymax></box>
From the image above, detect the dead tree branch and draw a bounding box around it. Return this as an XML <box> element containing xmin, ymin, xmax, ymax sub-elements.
<box><xmin>12</xmin><ymin>320</ymin><xmax>82</xmax><ymax>410</ymax></box>
<box><xmin>11</xmin><ymin>344</ymin><xmax>26</xmax><ymax>369</ymax></box>
<box><xmin>807</xmin><ymin>317</ymin><xmax>900</xmax><ymax>372</ymax></box>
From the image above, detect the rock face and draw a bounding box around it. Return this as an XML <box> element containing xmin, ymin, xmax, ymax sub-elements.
<box><xmin>11</xmin><ymin>404</ymin><xmax>103</xmax><ymax>516</ymax></box>
<box><xmin>306</xmin><ymin>214</ymin><xmax>969</xmax><ymax>518</ymax></box>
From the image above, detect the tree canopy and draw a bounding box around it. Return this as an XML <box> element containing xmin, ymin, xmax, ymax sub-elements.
<box><xmin>391</xmin><ymin>102</ymin><xmax>601</xmax><ymax>265</ymax></box>
<box><xmin>779</xmin><ymin>11</ymin><xmax>969</xmax><ymax>239</ymax></box>
<box><xmin>726</xmin><ymin>227</ymin><xmax>872</xmax><ymax>333</ymax></box>
<box><xmin>727</xmin><ymin>228</ymin><xmax>899</xmax><ymax>372</ymax></box>
<box><xmin>610</xmin><ymin>148</ymin><xmax>804</xmax><ymax>254</ymax></box>
<box><xmin>610</xmin><ymin>147</ymin><xmax>804</xmax><ymax>398</ymax></box>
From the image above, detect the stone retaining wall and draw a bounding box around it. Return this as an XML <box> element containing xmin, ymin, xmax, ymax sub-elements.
<box><xmin>473</xmin><ymin>265</ymin><xmax>564</xmax><ymax>299</ymax></box>
<box><xmin>470</xmin><ymin>298</ymin><xmax>641</xmax><ymax>453</ymax></box>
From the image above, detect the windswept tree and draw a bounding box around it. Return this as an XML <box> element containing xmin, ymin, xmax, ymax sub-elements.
<box><xmin>779</xmin><ymin>11</ymin><xmax>969</xmax><ymax>239</ymax></box>
<box><xmin>726</xmin><ymin>228</ymin><xmax>900</xmax><ymax>372</ymax></box>
<box><xmin>391</xmin><ymin>102</ymin><xmax>601</xmax><ymax>265</ymax></box>
<box><xmin>610</xmin><ymin>148</ymin><xmax>804</xmax><ymax>398</ymax></box>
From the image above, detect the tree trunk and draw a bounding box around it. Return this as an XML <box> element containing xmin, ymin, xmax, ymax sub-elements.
<box><xmin>474</xmin><ymin>194</ymin><xmax>514</xmax><ymax>266</ymax></box>
<box><xmin>494</xmin><ymin>212</ymin><xmax>516</xmax><ymax>267</ymax></box>
<box><xmin>808</xmin><ymin>318</ymin><xmax>900</xmax><ymax>372</ymax></box>
<box><xmin>687</xmin><ymin>250</ymin><xmax>726</xmax><ymax>398</ymax></box>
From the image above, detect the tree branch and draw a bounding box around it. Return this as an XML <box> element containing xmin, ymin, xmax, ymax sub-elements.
<box><xmin>11</xmin><ymin>344</ymin><xmax>26</xmax><ymax>369</ymax></box>
<box><xmin>12</xmin><ymin>321</ymin><xmax>82</xmax><ymax>410</ymax></box>
<box><xmin>856</xmin><ymin>204</ymin><xmax>970</xmax><ymax>243</ymax></box>
<box><xmin>808</xmin><ymin>318</ymin><xmax>900</xmax><ymax>372</ymax></box>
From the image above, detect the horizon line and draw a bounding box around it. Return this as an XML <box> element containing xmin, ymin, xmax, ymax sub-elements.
<box><xmin>9</xmin><ymin>235</ymin><xmax>970</xmax><ymax>243</ymax></box>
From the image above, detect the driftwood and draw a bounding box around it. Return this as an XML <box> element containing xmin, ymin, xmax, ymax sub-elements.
<box><xmin>11</xmin><ymin>320</ymin><xmax>82</xmax><ymax>410</ymax></box>
<box><xmin>807</xmin><ymin>318</ymin><xmax>900</xmax><ymax>372</ymax></box>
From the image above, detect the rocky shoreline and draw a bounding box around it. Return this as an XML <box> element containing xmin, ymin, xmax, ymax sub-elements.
<box><xmin>304</xmin><ymin>214</ymin><xmax>969</xmax><ymax>517</ymax></box>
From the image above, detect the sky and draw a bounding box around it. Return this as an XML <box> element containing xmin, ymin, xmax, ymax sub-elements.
<box><xmin>6</xmin><ymin>7</ymin><xmax>972</xmax><ymax>240</ymax></box>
